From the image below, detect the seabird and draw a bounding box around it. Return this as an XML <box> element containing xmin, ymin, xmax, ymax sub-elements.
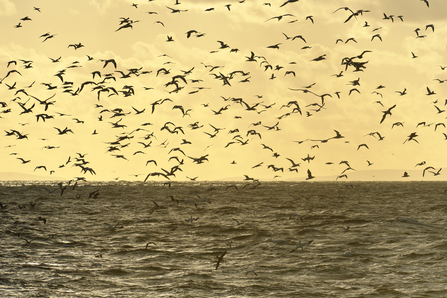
<box><xmin>104</xmin><ymin>222</ymin><xmax>121</xmax><ymax>230</ymax></box>
<box><xmin>215</xmin><ymin>251</ymin><xmax>227</xmax><ymax>269</ymax></box>
<box><xmin>186</xmin><ymin>216</ymin><xmax>199</xmax><ymax>223</ymax></box>
<box><xmin>290</xmin><ymin>240</ymin><xmax>313</xmax><ymax>252</ymax></box>
<box><xmin>232</xmin><ymin>218</ymin><xmax>242</xmax><ymax>225</ymax></box>
<box><xmin>246</xmin><ymin>270</ymin><xmax>258</xmax><ymax>276</ymax></box>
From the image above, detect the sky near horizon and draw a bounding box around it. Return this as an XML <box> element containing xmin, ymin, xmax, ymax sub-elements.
<box><xmin>0</xmin><ymin>0</ymin><xmax>446</xmax><ymax>182</ymax></box>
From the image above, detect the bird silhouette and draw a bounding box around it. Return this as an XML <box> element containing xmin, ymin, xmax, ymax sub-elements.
<box><xmin>371</xmin><ymin>34</ymin><xmax>382</xmax><ymax>41</ymax></box>
<box><xmin>215</xmin><ymin>251</ymin><xmax>227</xmax><ymax>269</ymax></box>
<box><xmin>380</xmin><ymin>105</ymin><xmax>396</xmax><ymax>124</ymax></box>
<box><xmin>306</xmin><ymin>169</ymin><xmax>315</xmax><ymax>180</ymax></box>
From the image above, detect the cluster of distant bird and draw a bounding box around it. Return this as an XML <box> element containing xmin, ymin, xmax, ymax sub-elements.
<box><xmin>1</xmin><ymin>0</ymin><xmax>445</xmax><ymax>181</ymax></box>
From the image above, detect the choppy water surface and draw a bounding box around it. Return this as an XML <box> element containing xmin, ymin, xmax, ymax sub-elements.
<box><xmin>1</xmin><ymin>181</ymin><xmax>447</xmax><ymax>297</ymax></box>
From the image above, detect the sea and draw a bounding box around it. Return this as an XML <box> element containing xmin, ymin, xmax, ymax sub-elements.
<box><xmin>1</xmin><ymin>180</ymin><xmax>447</xmax><ymax>297</ymax></box>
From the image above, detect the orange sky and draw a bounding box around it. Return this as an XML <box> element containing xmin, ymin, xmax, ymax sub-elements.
<box><xmin>0</xmin><ymin>0</ymin><xmax>446</xmax><ymax>182</ymax></box>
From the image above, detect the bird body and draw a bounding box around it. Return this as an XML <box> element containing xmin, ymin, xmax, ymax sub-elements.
<box><xmin>290</xmin><ymin>240</ymin><xmax>313</xmax><ymax>252</ymax></box>
<box><xmin>215</xmin><ymin>251</ymin><xmax>226</xmax><ymax>269</ymax></box>
<box><xmin>380</xmin><ymin>105</ymin><xmax>396</xmax><ymax>124</ymax></box>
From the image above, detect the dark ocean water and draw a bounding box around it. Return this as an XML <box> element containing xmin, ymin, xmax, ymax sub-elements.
<box><xmin>1</xmin><ymin>180</ymin><xmax>447</xmax><ymax>297</ymax></box>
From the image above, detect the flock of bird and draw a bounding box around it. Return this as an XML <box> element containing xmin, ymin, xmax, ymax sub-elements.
<box><xmin>1</xmin><ymin>0</ymin><xmax>445</xmax><ymax>182</ymax></box>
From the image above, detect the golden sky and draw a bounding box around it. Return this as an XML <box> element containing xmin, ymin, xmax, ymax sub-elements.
<box><xmin>0</xmin><ymin>0</ymin><xmax>446</xmax><ymax>181</ymax></box>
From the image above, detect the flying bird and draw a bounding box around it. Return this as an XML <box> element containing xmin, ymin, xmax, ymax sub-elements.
<box><xmin>264</xmin><ymin>14</ymin><xmax>295</xmax><ymax>22</ymax></box>
<box><xmin>371</xmin><ymin>34</ymin><xmax>382</xmax><ymax>41</ymax></box>
<box><xmin>357</xmin><ymin>144</ymin><xmax>369</xmax><ymax>150</ymax></box>
<box><xmin>101</xmin><ymin>59</ymin><xmax>117</xmax><ymax>69</ymax></box>
<box><xmin>267</xmin><ymin>43</ymin><xmax>282</xmax><ymax>49</ymax></box>
<box><xmin>166</xmin><ymin>6</ymin><xmax>188</xmax><ymax>13</ymax></box>
<box><xmin>280</xmin><ymin>0</ymin><xmax>299</xmax><ymax>8</ymax></box>
<box><xmin>290</xmin><ymin>240</ymin><xmax>313</xmax><ymax>252</ymax></box>
<box><xmin>306</xmin><ymin>169</ymin><xmax>315</xmax><ymax>180</ymax></box>
<box><xmin>380</xmin><ymin>104</ymin><xmax>396</xmax><ymax>124</ymax></box>
<box><xmin>426</xmin><ymin>87</ymin><xmax>435</xmax><ymax>95</ymax></box>
<box><xmin>403</xmin><ymin>132</ymin><xmax>419</xmax><ymax>144</ymax></box>
<box><xmin>305</xmin><ymin>16</ymin><xmax>314</xmax><ymax>24</ymax></box>
<box><xmin>215</xmin><ymin>251</ymin><xmax>227</xmax><ymax>269</ymax></box>
<box><xmin>17</xmin><ymin>158</ymin><xmax>31</xmax><ymax>164</ymax></box>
